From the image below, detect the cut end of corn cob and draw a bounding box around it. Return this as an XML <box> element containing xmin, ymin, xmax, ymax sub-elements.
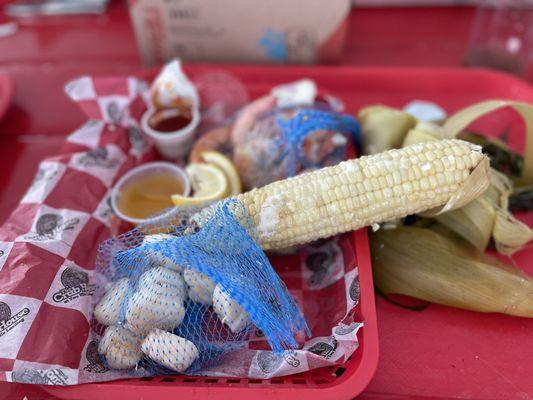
<box><xmin>236</xmin><ymin>139</ymin><xmax>490</xmax><ymax>250</ymax></box>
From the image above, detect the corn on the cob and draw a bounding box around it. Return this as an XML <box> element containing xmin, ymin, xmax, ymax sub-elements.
<box><xmin>235</xmin><ymin>139</ymin><xmax>490</xmax><ymax>250</ymax></box>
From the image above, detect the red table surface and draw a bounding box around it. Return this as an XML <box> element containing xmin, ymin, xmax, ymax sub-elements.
<box><xmin>2</xmin><ymin>3</ymin><xmax>528</xmax><ymax>400</ymax></box>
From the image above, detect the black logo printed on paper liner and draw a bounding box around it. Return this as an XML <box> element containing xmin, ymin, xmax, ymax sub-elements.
<box><xmin>0</xmin><ymin>302</ymin><xmax>30</xmax><ymax>337</ymax></box>
<box><xmin>25</xmin><ymin>213</ymin><xmax>80</xmax><ymax>241</ymax></box>
<box><xmin>52</xmin><ymin>267</ymin><xmax>95</xmax><ymax>304</ymax></box>
<box><xmin>83</xmin><ymin>340</ymin><xmax>108</xmax><ymax>373</ymax></box>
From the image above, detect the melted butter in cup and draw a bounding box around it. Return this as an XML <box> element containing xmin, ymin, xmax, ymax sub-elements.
<box><xmin>111</xmin><ymin>162</ymin><xmax>191</xmax><ymax>225</ymax></box>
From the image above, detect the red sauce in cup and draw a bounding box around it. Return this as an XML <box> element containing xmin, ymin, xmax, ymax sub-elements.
<box><xmin>148</xmin><ymin>109</ymin><xmax>192</xmax><ymax>133</ymax></box>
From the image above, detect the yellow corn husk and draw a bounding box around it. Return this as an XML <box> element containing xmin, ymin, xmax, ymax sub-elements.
<box><xmin>432</xmin><ymin>169</ymin><xmax>501</xmax><ymax>250</ymax></box>
<box><xmin>442</xmin><ymin>100</ymin><xmax>533</xmax><ymax>185</ymax></box>
<box><xmin>374</xmin><ymin>100</ymin><xmax>533</xmax><ymax>255</ymax></box>
<box><xmin>358</xmin><ymin>105</ymin><xmax>416</xmax><ymax>155</ymax></box>
<box><xmin>402</xmin><ymin>121</ymin><xmax>446</xmax><ymax>147</ymax></box>
<box><xmin>371</xmin><ymin>225</ymin><xmax>533</xmax><ymax>318</ymax></box>
<box><xmin>493</xmin><ymin>211</ymin><xmax>533</xmax><ymax>255</ymax></box>
<box><xmin>235</xmin><ymin>139</ymin><xmax>489</xmax><ymax>250</ymax></box>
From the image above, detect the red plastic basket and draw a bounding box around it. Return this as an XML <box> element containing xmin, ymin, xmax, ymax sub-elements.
<box><xmin>43</xmin><ymin>65</ymin><xmax>381</xmax><ymax>400</ymax></box>
<box><xmin>43</xmin><ymin>227</ymin><xmax>377</xmax><ymax>400</ymax></box>
<box><xmin>1</xmin><ymin>65</ymin><xmax>532</xmax><ymax>400</ymax></box>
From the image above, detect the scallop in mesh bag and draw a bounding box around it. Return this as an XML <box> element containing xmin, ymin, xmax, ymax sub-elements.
<box><xmin>93</xmin><ymin>199</ymin><xmax>310</xmax><ymax>375</ymax></box>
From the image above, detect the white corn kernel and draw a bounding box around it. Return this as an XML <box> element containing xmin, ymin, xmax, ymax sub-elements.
<box><xmin>228</xmin><ymin>139</ymin><xmax>490</xmax><ymax>250</ymax></box>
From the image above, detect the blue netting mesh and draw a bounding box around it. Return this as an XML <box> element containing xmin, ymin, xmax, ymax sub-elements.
<box><xmin>233</xmin><ymin>106</ymin><xmax>360</xmax><ymax>190</ymax></box>
<box><xmin>276</xmin><ymin>108</ymin><xmax>360</xmax><ymax>176</ymax></box>
<box><xmin>93</xmin><ymin>199</ymin><xmax>309</xmax><ymax>374</ymax></box>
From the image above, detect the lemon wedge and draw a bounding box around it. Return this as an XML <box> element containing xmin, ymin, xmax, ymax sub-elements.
<box><xmin>171</xmin><ymin>163</ymin><xmax>229</xmax><ymax>206</ymax></box>
<box><xmin>200</xmin><ymin>151</ymin><xmax>242</xmax><ymax>195</ymax></box>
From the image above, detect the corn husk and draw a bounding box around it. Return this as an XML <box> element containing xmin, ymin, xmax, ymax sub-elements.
<box><xmin>401</xmin><ymin>121</ymin><xmax>445</xmax><ymax>147</ymax></box>
<box><xmin>435</xmin><ymin>168</ymin><xmax>532</xmax><ymax>254</ymax></box>
<box><xmin>358</xmin><ymin>105</ymin><xmax>416</xmax><ymax>155</ymax></box>
<box><xmin>442</xmin><ymin>100</ymin><xmax>533</xmax><ymax>184</ymax></box>
<box><xmin>440</xmin><ymin>101</ymin><xmax>533</xmax><ymax>254</ymax></box>
<box><xmin>460</xmin><ymin>132</ymin><xmax>524</xmax><ymax>182</ymax></box>
<box><xmin>371</xmin><ymin>226</ymin><xmax>533</xmax><ymax>318</ymax></box>
<box><xmin>364</xmin><ymin>100</ymin><xmax>533</xmax><ymax>255</ymax></box>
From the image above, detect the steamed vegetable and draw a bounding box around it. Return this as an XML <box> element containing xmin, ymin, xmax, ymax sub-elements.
<box><xmin>362</xmin><ymin>100</ymin><xmax>533</xmax><ymax>255</ymax></box>
<box><xmin>359</xmin><ymin>105</ymin><xmax>416</xmax><ymax>154</ymax></box>
<box><xmin>235</xmin><ymin>139</ymin><xmax>489</xmax><ymax>250</ymax></box>
<box><xmin>371</xmin><ymin>225</ymin><xmax>533</xmax><ymax>318</ymax></box>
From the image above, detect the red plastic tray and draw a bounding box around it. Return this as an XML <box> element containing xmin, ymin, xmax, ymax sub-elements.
<box><xmin>1</xmin><ymin>66</ymin><xmax>532</xmax><ymax>400</ymax></box>
<box><xmin>0</xmin><ymin>74</ymin><xmax>13</xmax><ymax>122</ymax></box>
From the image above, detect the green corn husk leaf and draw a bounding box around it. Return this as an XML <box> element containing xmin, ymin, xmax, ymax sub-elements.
<box><xmin>433</xmin><ymin>197</ymin><xmax>495</xmax><ymax>250</ymax></box>
<box><xmin>439</xmin><ymin>169</ymin><xmax>532</xmax><ymax>256</ymax></box>
<box><xmin>460</xmin><ymin>132</ymin><xmax>524</xmax><ymax>180</ymax></box>
<box><xmin>442</xmin><ymin>100</ymin><xmax>533</xmax><ymax>185</ymax></box>
<box><xmin>396</xmin><ymin>103</ymin><xmax>532</xmax><ymax>255</ymax></box>
<box><xmin>371</xmin><ymin>225</ymin><xmax>533</xmax><ymax>317</ymax></box>
<box><xmin>358</xmin><ymin>105</ymin><xmax>416</xmax><ymax>155</ymax></box>
<box><xmin>401</xmin><ymin>121</ymin><xmax>445</xmax><ymax>147</ymax></box>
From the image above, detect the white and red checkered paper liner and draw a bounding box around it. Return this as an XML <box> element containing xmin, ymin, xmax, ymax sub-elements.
<box><xmin>0</xmin><ymin>73</ymin><xmax>362</xmax><ymax>385</ymax></box>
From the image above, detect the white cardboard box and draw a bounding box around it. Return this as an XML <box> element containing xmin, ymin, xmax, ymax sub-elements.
<box><xmin>129</xmin><ymin>0</ymin><xmax>350</xmax><ymax>66</ymax></box>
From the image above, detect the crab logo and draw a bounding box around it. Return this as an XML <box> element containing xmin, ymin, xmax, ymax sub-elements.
<box><xmin>0</xmin><ymin>302</ymin><xmax>11</xmax><ymax>322</ymax></box>
<box><xmin>106</xmin><ymin>101</ymin><xmax>122</xmax><ymax>124</ymax></box>
<box><xmin>0</xmin><ymin>301</ymin><xmax>30</xmax><ymax>337</ymax></box>
<box><xmin>12</xmin><ymin>368</ymin><xmax>68</xmax><ymax>385</ymax></box>
<box><xmin>25</xmin><ymin>213</ymin><xmax>80</xmax><ymax>241</ymax></box>
<box><xmin>83</xmin><ymin>340</ymin><xmax>108</xmax><ymax>373</ymax></box>
<box><xmin>128</xmin><ymin>125</ymin><xmax>149</xmax><ymax>153</ymax></box>
<box><xmin>256</xmin><ymin>351</ymin><xmax>284</xmax><ymax>374</ymax></box>
<box><xmin>76</xmin><ymin>147</ymin><xmax>119</xmax><ymax>169</ymax></box>
<box><xmin>27</xmin><ymin>167</ymin><xmax>59</xmax><ymax>194</ymax></box>
<box><xmin>307</xmin><ymin>337</ymin><xmax>338</xmax><ymax>360</ymax></box>
<box><xmin>11</xmin><ymin>369</ymin><xmax>50</xmax><ymax>385</ymax></box>
<box><xmin>97</xmin><ymin>196</ymin><xmax>114</xmax><ymax>222</ymax></box>
<box><xmin>334</xmin><ymin>323</ymin><xmax>358</xmax><ymax>336</ymax></box>
<box><xmin>283</xmin><ymin>351</ymin><xmax>301</xmax><ymax>368</ymax></box>
<box><xmin>349</xmin><ymin>277</ymin><xmax>360</xmax><ymax>304</ymax></box>
<box><xmin>305</xmin><ymin>251</ymin><xmax>331</xmax><ymax>286</ymax></box>
<box><xmin>52</xmin><ymin>267</ymin><xmax>95</xmax><ymax>304</ymax></box>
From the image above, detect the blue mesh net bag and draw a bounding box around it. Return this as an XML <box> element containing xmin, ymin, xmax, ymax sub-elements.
<box><xmin>232</xmin><ymin>105</ymin><xmax>360</xmax><ymax>190</ymax></box>
<box><xmin>92</xmin><ymin>198</ymin><xmax>309</xmax><ymax>375</ymax></box>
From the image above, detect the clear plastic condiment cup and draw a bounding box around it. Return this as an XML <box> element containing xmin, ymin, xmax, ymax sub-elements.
<box><xmin>141</xmin><ymin>106</ymin><xmax>200</xmax><ymax>160</ymax></box>
<box><xmin>111</xmin><ymin>162</ymin><xmax>191</xmax><ymax>225</ymax></box>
